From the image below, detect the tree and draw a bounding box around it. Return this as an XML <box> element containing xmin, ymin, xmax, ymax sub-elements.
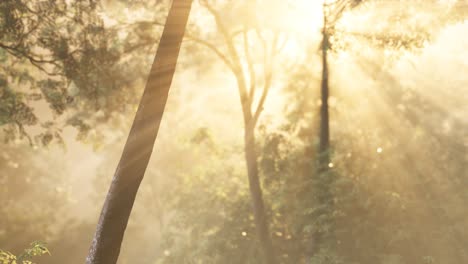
<box><xmin>312</xmin><ymin>0</ymin><xmax>441</xmax><ymax>252</ymax></box>
<box><xmin>279</xmin><ymin>1</ymin><xmax>468</xmax><ymax>262</ymax></box>
<box><xmin>0</xmin><ymin>0</ymin><xmax>129</xmax><ymax>145</ymax></box>
<box><xmin>318</xmin><ymin>0</ymin><xmax>363</xmax><ymax>165</ymax></box>
<box><xmin>312</xmin><ymin>0</ymin><xmax>364</xmax><ymax>253</ymax></box>
<box><xmin>85</xmin><ymin>1</ymin><xmax>193</xmax><ymax>263</ymax></box>
<box><xmin>185</xmin><ymin>1</ymin><xmax>291</xmax><ymax>262</ymax></box>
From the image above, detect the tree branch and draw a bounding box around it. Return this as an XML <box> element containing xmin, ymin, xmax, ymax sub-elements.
<box><xmin>200</xmin><ymin>0</ymin><xmax>251</xmax><ymax>119</ymax></box>
<box><xmin>0</xmin><ymin>43</ymin><xmax>62</xmax><ymax>76</ymax></box>
<box><xmin>243</xmin><ymin>28</ymin><xmax>256</xmax><ymax>107</ymax></box>
<box><xmin>251</xmin><ymin>31</ymin><xmax>278</xmax><ymax>127</ymax></box>
<box><xmin>184</xmin><ymin>33</ymin><xmax>236</xmax><ymax>72</ymax></box>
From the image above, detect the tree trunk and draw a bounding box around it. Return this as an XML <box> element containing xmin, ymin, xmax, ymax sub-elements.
<box><xmin>85</xmin><ymin>1</ymin><xmax>192</xmax><ymax>263</ymax></box>
<box><xmin>244</xmin><ymin>124</ymin><xmax>277</xmax><ymax>264</ymax></box>
<box><xmin>313</xmin><ymin>6</ymin><xmax>333</xmax><ymax>255</ymax></box>
<box><xmin>319</xmin><ymin>26</ymin><xmax>330</xmax><ymax>168</ymax></box>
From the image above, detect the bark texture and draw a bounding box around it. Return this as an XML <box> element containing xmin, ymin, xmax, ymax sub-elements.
<box><xmin>86</xmin><ymin>1</ymin><xmax>192</xmax><ymax>263</ymax></box>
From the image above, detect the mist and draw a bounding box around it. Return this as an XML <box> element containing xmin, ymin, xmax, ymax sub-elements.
<box><xmin>1</xmin><ymin>1</ymin><xmax>466</xmax><ymax>264</ymax></box>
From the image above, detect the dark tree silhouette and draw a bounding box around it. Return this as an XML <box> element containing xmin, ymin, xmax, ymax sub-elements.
<box><xmin>85</xmin><ymin>1</ymin><xmax>193</xmax><ymax>263</ymax></box>
<box><xmin>319</xmin><ymin>0</ymin><xmax>362</xmax><ymax>167</ymax></box>
<box><xmin>319</xmin><ymin>4</ymin><xmax>330</xmax><ymax>168</ymax></box>
<box><xmin>314</xmin><ymin>0</ymin><xmax>363</xmax><ymax>254</ymax></box>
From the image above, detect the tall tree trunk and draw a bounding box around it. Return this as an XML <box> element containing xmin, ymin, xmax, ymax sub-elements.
<box><xmin>244</xmin><ymin>124</ymin><xmax>277</xmax><ymax>264</ymax></box>
<box><xmin>313</xmin><ymin>5</ymin><xmax>333</xmax><ymax>255</ymax></box>
<box><xmin>85</xmin><ymin>1</ymin><xmax>192</xmax><ymax>263</ymax></box>
<box><xmin>319</xmin><ymin>18</ymin><xmax>330</xmax><ymax>168</ymax></box>
<box><xmin>188</xmin><ymin>3</ymin><xmax>276</xmax><ymax>260</ymax></box>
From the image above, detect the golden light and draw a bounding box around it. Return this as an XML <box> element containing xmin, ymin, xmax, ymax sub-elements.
<box><xmin>276</xmin><ymin>0</ymin><xmax>325</xmax><ymax>34</ymax></box>
<box><xmin>252</xmin><ymin>1</ymin><xmax>324</xmax><ymax>33</ymax></box>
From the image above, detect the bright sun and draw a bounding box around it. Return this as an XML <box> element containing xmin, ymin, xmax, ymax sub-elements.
<box><xmin>246</xmin><ymin>0</ymin><xmax>325</xmax><ymax>58</ymax></box>
<box><xmin>285</xmin><ymin>0</ymin><xmax>325</xmax><ymax>33</ymax></box>
<box><xmin>258</xmin><ymin>0</ymin><xmax>325</xmax><ymax>34</ymax></box>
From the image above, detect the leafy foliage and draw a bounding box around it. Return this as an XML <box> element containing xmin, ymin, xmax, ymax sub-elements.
<box><xmin>0</xmin><ymin>242</ymin><xmax>50</xmax><ymax>264</ymax></box>
<box><xmin>0</xmin><ymin>0</ymin><xmax>149</xmax><ymax>145</ymax></box>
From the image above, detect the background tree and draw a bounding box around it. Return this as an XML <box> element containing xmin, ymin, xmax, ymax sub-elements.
<box><xmin>318</xmin><ymin>0</ymin><xmax>363</xmax><ymax>167</ymax></box>
<box><xmin>183</xmin><ymin>1</ymin><xmax>295</xmax><ymax>261</ymax></box>
<box><xmin>278</xmin><ymin>0</ymin><xmax>467</xmax><ymax>262</ymax></box>
<box><xmin>309</xmin><ymin>0</ymin><xmax>365</xmax><ymax>254</ymax></box>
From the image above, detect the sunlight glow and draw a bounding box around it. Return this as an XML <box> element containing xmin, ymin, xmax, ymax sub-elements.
<box><xmin>255</xmin><ymin>0</ymin><xmax>324</xmax><ymax>33</ymax></box>
<box><xmin>281</xmin><ymin>0</ymin><xmax>324</xmax><ymax>34</ymax></box>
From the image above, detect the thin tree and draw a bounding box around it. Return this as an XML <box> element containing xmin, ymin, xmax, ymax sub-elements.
<box><xmin>319</xmin><ymin>0</ymin><xmax>362</xmax><ymax>168</ymax></box>
<box><xmin>86</xmin><ymin>1</ymin><xmax>193</xmax><ymax>263</ymax></box>
<box><xmin>314</xmin><ymin>0</ymin><xmax>363</xmax><ymax>254</ymax></box>
<box><xmin>185</xmin><ymin>1</ymin><xmax>287</xmax><ymax>262</ymax></box>
<box><xmin>319</xmin><ymin>2</ymin><xmax>331</xmax><ymax>168</ymax></box>
<box><xmin>314</xmin><ymin>0</ymin><xmax>440</xmax><ymax>254</ymax></box>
